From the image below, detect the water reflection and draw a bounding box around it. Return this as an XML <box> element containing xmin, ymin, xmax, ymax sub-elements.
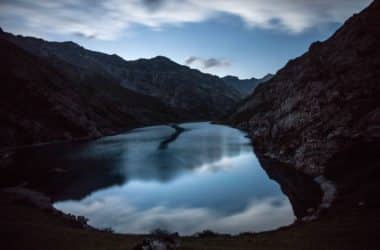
<box><xmin>158</xmin><ymin>124</ymin><xmax>186</xmax><ymax>150</ymax></box>
<box><xmin>52</xmin><ymin>122</ymin><xmax>296</xmax><ymax>234</ymax></box>
<box><xmin>56</xmin><ymin>193</ymin><xmax>293</xmax><ymax>235</ymax></box>
<box><xmin>55</xmin><ymin>152</ymin><xmax>296</xmax><ymax>234</ymax></box>
<box><xmin>257</xmin><ymin>156</ymin><xmax>322</xmax><ymax>218</ymax></box>
<box><xmin>3</xmin><ymin>122</ymin><xmax>302</xmax><ymax>235</ymax></box>
<box><xmin>85</xmin><ymin>122</ymin><xmax>254</xmax><ymax>183</ymax></box>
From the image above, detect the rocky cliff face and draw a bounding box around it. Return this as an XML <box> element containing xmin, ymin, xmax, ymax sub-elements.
<box><xmin>1</xmin><ymin>31</ymin><xmax>241</xmax><ymax>120</ymax></box>
<box><xmin>121</xmin><ymin>57</ymin><xmax>241</xmax><ymax>119</ymax></box>
<box><xmin>229</xmin><ymin>1</ymin><xmax>380</xmax><ymax>176</ymax></box>
<box><xmin>222</xmin><ymin>74</ymin><xmax>273</xmax><ymax>97</ymax></box>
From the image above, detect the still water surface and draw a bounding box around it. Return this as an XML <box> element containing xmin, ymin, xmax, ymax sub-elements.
<box><xmin>53</xmin><ymin>122</ymin><xmax>295</xmax><ymax>235</ymax></box>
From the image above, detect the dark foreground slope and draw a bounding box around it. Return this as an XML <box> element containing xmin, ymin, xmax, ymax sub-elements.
<box><xmin>229</xmin><ymin>1</ymin><xmax>380</xmax><ymax>177</ymax></box>
<box><xmin>1</xmin><ymin>30</ymin><xmax>241</xmax><ymax>120</ymax></box>
<box><xmin>0</xmin><ymin>38</ymin><xmax>176</xmax><ymax>149</ymax></box>
<box><xmin>1</xmin><ymin>188</ymin><xmax>379</xmax><ymax>250</ymax></box>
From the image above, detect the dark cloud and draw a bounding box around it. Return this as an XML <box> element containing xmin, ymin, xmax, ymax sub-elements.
<box><xmin>142</xmin><ymin>0</ymin><xmax>166</xmax><ymax>11</ymax></box>
<box><xmin>73</xmin><ymin>31</ymin><xmax>96</xmax><ymax>39</ymax></box>
<box><xmin>185</xmin><ymin>56</ymin><xmax>200</xmax><ymax>65</ymax></box>
<box><xmin>185</xmin><ymin>56</ymin><xmax>230</xmax><ymax>69</ymax></box>
<box><xmin>203</xmin><ymin>58</ymin><xmax>230</xmax><ymax>69</ymax></box>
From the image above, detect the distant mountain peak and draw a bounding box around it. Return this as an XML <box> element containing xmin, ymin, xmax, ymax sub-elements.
<box><xmin>263</xmin><ymin>73</ymin><xmax>274</xmax><ymax>78</ymax></box>
<box><xmin>151</xmin><ymin>56</ymin><xmax>179</xmax><ymax>65</ymax></box>
<box><xmin>222</xmin><ymin>73</ymin><xmax>273</xmax><ymax>97</ymax></box>
<box><xmin>133</xmin><ymin>55</ymin><xmax>176</xmax><ymax>65</ymax></box>
<box><xmin>222</xmin><ymin>75</ymin><xmax>240</xmax><ymax>81</ymax></box>
<box><xmin>60</xmin><ymin>41</ymin><xmax>81</xmax><ymax>48</ymax></box>
<box><xmin>152</xmin><ymin>55</ymin><xmax>171</xmax><ymax>61</ymax></box>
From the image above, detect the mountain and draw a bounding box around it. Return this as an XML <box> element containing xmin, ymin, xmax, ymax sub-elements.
<box><xmin>228</xmin><ymin>0</ymin><xmax>380</xmax><ymax>184</ymax></box>
<box><xmin>0</xmin><ymin>29</ymin><xmax>242</xmax><ymax>149</ymax></box>
<box><xmin>0</xmin><ymin>37</ymin><xmax>179</xmax><ymax>149</ymax></box>
<box><xmin>1</xmin><ymin>30</ymin><xmax>241</xmax><ymax>120</ymax></box>
<box><xmin>222</xmin><ymin>74</ymin><xmax>273</xmax><ymax>97</ymax></box>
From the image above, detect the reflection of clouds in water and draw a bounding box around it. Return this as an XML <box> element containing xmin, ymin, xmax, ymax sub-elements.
<box><xmin>55</xmin><ymin>195</ymin><xmax>295</xmax><ymax>235</ymax></box>
<box><xmin>195</xmin><ymin>153</ymin><xmax>252</xmax><ymax>173</ymax></box>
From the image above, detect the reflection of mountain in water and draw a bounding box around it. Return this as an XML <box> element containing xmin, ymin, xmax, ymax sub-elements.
<box><xmin>117</xmin><ymin>123</ymin><xmax>252</xmax><ymax>183</ymax></box>
<box><xmin>257</xmin><ymin>155</ymin><xmax>322</xmax><ymax>218</ymax></box>
<box><xmin>0</xmin><ymin>143</ymin><xmax>127</xmax><ymax>201</ymax></box>
<box><xmin>158</xmin><ymin>125</ymin><xmax>186</xmax><ymax>150</ymax></box>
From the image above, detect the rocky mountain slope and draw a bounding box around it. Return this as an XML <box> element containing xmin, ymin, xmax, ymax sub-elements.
<box><xmin>0</xmin><ymin>37</ymin><xmax>177</xmax><ymax>149</ymax></box>
<box><xmin>222</xmin><ymin>74</ymin><xmax>273</xmax><ymax>97</ymax></box>
<box><xmin>229</xmin><ymin>1</ymin><xmax>380</xmax><ymax>177</ymax></box>
<box><xmin>1</xmin><ymin>30</ymin><xmax>241</xmax><ymax>120</ymax></box>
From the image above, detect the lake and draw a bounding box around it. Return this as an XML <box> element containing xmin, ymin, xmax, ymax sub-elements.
<box><xmin>4</xmin><ymin>122</ymin><xmax>303</xmax><ymax>235</ymax></box>
<box><xmin>51</xmin><ymin>122</ymin><xmax>297</xmax><ymax>235</ymax></box>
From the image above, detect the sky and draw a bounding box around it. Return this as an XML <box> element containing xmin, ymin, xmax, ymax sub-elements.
<box><xmin>0</xmin><ymin>0</ymin><xmax>372</xmax><ymax>78</ymax></box>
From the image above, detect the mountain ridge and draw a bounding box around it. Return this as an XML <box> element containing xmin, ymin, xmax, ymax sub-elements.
<box><xmin>222</xmin><ymin>74</ymin><xmax>274</xmax><ymax>97</ymax></box>
<box><xmin>0</xmin><ymin>35</ymin><xmax>178</xmax><ymax>149</ymax></box>
<box><xmin>1</xmin><ymin>29</ymin><xmax>241</xmax><ymax>120</ymax></box>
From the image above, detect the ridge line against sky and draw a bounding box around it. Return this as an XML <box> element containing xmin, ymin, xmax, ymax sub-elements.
<box><xmin>0</xmin><ymin>0</ymin><xmax>371</xmax><ymax>78</ymax></box>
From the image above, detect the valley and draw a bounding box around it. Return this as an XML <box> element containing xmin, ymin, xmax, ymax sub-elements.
<box><xmin>0</xmin><ymin>1</ymin><xmax>380</xmax><ymax>249</ymax></box>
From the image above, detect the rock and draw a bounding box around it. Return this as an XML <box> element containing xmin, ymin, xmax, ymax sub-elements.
<box><xmin>306</xmin><ymin>208</ymin><xmax>315</xmax><ymax>213</ymax></box>
<box><xmin>133</xmin><ymin>236</ymin><xmax>180</xmax><ymax>250</ymax></box>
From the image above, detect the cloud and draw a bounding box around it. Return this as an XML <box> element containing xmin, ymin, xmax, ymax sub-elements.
<box><xmin>55</xmin><ymin>194</ymin><xmax>295</xmax><ymax>235</ymax></box>
<box><xmin>141</xmin><ymin>0</ymin><xmax>166</xmax><ymax>11</ymax></box>
<box><xmin>185</xmin><ymin>56</ymin><xmax>231</xmax><ymax>69</ymax></box>
<box><xmin>0</xmin><ymin>0</ymin><xmax>371</xmax><ymax>39</ymax></box>
<box><xmin>185</xmin><ymin>56</ymin><xmax>199</xmax><ymax>65</ymax></box>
